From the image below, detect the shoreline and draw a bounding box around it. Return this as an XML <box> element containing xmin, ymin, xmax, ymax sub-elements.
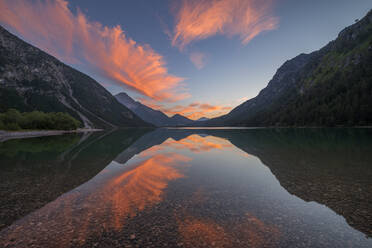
<box><xmin>2</xmin><ymin>126</ymin><xmax>371</xmax><ymax>142</ymax></box>
<box><xmin>165</xmin><ymin>126</ymin><xmax>372</xmax><ymax>129</ymax></box>
<box><xmin>0</xmin><ymin>128</ymin><xmax>103</xmax><ymax>142</ymax></box>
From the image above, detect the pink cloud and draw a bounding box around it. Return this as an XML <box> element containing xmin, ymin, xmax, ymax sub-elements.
<box><xmin>0</xmin><ymin>0</ymin><xmax>188</xmax><ymax>102</ymax></box>
<box><xmin>140</xmin><ymin>99</ymin><xmax>233</xmax><ymax>120</ymax></box>
<box><xmin>189</xmin><ymin>52</ymin><xmax>206</xmax><ymax>69</ymax></box>
<box><xmin>171</xmin><ymin>0</ymin><xmax>278</xmax><ymax>50</ymax></box>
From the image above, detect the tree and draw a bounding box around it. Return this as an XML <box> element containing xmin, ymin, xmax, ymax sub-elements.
<box><xmin>0</xmin><ymin>109</ymin><xmax>81</xmax><ymax>131</ymax></box>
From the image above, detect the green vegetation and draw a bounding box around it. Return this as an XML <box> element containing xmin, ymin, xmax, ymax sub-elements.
<box><xmin>268</xmin><ymin>37</ymin><xmax>372</xmax><ymax>126</ymax></box>
<box><xmin>0</xmin><ymin>109</ymin><xmax>81</xmax><ymax>131</ymax></box>
<box><xmin>229</xmin><ymin>14</ymin><xmax>372</xmax><ymax>127</ymax></box>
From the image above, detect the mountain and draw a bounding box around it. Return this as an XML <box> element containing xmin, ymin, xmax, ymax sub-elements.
<box><xmin>207</xmin><ymin>10</ymin><xmax>372</xmax><ymax>127</ymax></box>
<box><xmin>169</xmin><ymin>113</ymin><xmax>194</xmax><ymax>126</ymax></box>
<box><xmin>115</xmin><ymin>92</ymin><xmax>171</xmax><ymax>126</ymax></box>
<box><xmin>196</xmin><ymin>117</ymin><xmax>210</xmax><ymax>121</ymax></box>
<box><xmin>115</xmin><ymin>92</ymin><xmax>195</xmax><ymax>126</ymax></box>
<box><xmin>0</xmin><ymin>25</ymin><xmax>150</xmax><ymax>129</ymax></box>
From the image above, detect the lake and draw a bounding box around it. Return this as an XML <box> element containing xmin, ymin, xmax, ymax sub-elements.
<box><xmin>0</xmin><ymin>128</ymin><xmax>371</xmax><ymax>248</ymax></box>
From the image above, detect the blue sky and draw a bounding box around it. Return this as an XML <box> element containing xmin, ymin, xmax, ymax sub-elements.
<box><xmin>0</xmin><ymin>0</ymin><xmax>371</xmax><ymax>119</ymax></box>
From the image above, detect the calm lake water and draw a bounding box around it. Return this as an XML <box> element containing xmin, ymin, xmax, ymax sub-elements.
<box><xmin>0</xmin><ymin>128</ymin><xmax>371</xmax><ymax>248</ymax></box>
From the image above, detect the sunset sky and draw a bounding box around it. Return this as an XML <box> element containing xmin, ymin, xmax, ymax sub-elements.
<box><xmin>0</xmin><ymin>0</ymin><xmax>370</xmax><ymax>119</ymax></box>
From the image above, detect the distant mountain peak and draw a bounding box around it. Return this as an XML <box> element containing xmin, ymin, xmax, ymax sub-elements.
<box><xmin>115</xmin><ymin>93</ymin><xmax>195</xmax><ymax>127</ymax></box>
<box><xmin>171</xmin><ymin>113</ymin><xmax>192</xmax><ymax>120</ymax></box>
<box><xmin>116</xmin><ymin>92</ymin><xmax>131</xmax><ymax>98</ymax></box>
<box><xmin>196</xmin><ymin>117</ymin><xmax>210</xmax><ymax>121</ymax></box>
<box><xmin>171</xmin><ymin>113</ymin><xmax>183</xmax><ymax>118</ymax></box>
<box><xmin>115</xmin><ymin>92</ymin><xmax>138</xmax><ymax>109</ymax></box>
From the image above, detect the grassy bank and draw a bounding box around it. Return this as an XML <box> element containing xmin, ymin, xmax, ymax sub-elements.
<box><xmin>0</xmin><ymin>109</ymin><xmax>81</xmax><ymax>131</ymax></box>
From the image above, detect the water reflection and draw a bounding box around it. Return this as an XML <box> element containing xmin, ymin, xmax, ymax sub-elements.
<box><xmin>164</xmin><ymin>134</ymin><xmax>232</xmax><ymax>152</ymax></box>
<box><xmin>0</xmin><ymin>129</ymin><xmax>149</xmax><ymax>229</ymax></box>
<box><xmin>0</xmin><ymin>128</ymin><xmax>371</xmax><ymax>247</ymax></box>
<box><xmin>214</xmin><ymin>128</ymin><xmax>372</xmax><ymax>237</ymax></box>
<box><xmin>105</xmin><ymin>153</ymin><xmax>190</xmax><ymax>229</ymax></box>
<box><xmin>177</xmin><ymin>212</ymin><xmax>281</xmax><ymax>247</ymax></box>
<box><xmin>0</xmin><ymin>151</ymin><xmax>191</xmax><ymax>247</ymax></box>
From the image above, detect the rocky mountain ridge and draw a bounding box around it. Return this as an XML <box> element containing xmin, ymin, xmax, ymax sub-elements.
<box><xmin>0</xmin><ymin>25</ymin><xmax>149</xmax><ymax>128</ymax></box>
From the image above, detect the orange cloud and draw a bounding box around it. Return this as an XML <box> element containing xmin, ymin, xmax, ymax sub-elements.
<box><xmin>140</xmin><ymin>99</ymin><xmax>232</xmax><ymax>120</ymax></box>
<box><xmin>189</xmin><ymin>52</ymin><xmax>206</xmax><ymax>69</ymax></box>
<box><xmin>172</xmin><ymin>0</ymin><xmax>278</xmax><ymax>50</ymax></box>
<box><xmin>238</xmin><ymin>96</ymin><xmax>249</xmax><ymax>103</ymax></box>
<box><xmin>0</xmin><ymin>0</ymin><xmax>187</xmax><ymax>101</ymax></box>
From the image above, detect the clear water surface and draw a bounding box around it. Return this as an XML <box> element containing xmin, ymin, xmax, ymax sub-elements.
<box><xmin>0</xmin><ymin>128</ymin><xmax>371</xmax><ymax>248</ymax></box>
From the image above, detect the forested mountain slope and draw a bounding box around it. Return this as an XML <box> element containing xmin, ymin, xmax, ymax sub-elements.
<box><xmin>208</xmin><ymin>10</ymin><xmax>372</xmax><ymax>126</ymax></box>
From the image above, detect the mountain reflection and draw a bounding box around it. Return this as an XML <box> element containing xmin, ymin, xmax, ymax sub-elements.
<box><xmin>1</xmin><ymin>128</ymin><xmax>372</xmax><ymax>247</ymax></box>
<box><xmin>163</xmin><ymin>134</ymin><xmax>232</xmax><ymax>153</ymax></box>
<box><xmin>0</xmin><ymin>129</ymin><xmax>148</xmax><ymax>230</ymax></box>
<box><xmin>0</xmin><ymin>149</ymin><xmax>191</xmax><ymax>247</ymax></box>
<box><xmin>214</xmin><ymin>128</ymin><xmax>372</xmax><ymax>237</ymax></box>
